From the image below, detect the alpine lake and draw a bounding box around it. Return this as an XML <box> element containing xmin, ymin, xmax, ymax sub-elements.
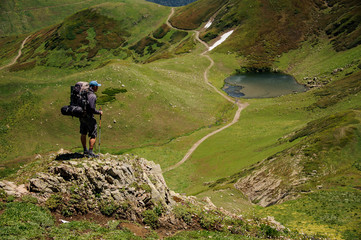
<box><xmin>222</xmin><ymin>72</ymin><xmax>307</xmax><ymax>98</ymax></box>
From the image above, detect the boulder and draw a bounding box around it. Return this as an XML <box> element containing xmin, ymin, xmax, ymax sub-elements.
<box><xmin>0</xmin><ymin>180</ymin><xmax>28</xmax><ymax>197</ymax></box>
<box><xmin>19</xmin><ymin>154</ymin><xmax>181</xmax><ymax>226</ymax></box>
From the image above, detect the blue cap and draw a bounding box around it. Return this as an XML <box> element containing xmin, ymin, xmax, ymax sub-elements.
<box><xmin>89</xmin><ymin>81</ymin><xmax>101</xmax><ymax>87</ymax></box>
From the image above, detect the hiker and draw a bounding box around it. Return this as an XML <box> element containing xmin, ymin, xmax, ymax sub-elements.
<box><xmin>80</xmin><ymin>81</ymin><xmax>103</xmax><ymax>157</ymax></box>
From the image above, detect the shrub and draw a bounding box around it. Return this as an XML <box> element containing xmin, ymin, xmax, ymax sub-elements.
<box><xmin>260</xmin><ymin>224</ymin><xmax>280</xmax><ymax>238</ymax></box>
<box><xmin>153</xmin><ymin>24</ymin><xmax>170</xmax><ymax>39</ymax></box>
<box><xmin>21</xmin><ymin>195</ymin><xmax>38</xmax><ymax>204</ymax></box>
<box><xmin>98</xmin><ymin>87</ymin><xmax>127</xmax><ymax>105</ymax></box>
<box><xmin>199</xmin><ymin>211</ymin><xmax>223</xmax><ymax>230</ymax></box>
<box><xmin>99</xmin><ymin>199</ymin><xmax>119</xmax><ymax>216</ymax></box>
<box><xmin>354</xmin><ymin>161</ymin><xmax>361</xmax><ymax>171</ymax></box>
<box><xmin>0</xmin><ymin>202</ymin><xmax>6</xmax><ymax>210</ymax></box>
<box><xmin>6</xmin><ymin>195</ymin><xmax>15</xmax><ymax>202</ymax></box>
<box><xmin>0</xmin><ymin>189</ymin><xmax>7</xmax><ymax>200</ymax></box>
<box><xmin>174</xmin><ymin>206</ymin><xmax>194</xmax><ymax>225</ymax></box>
<box><xmin>142</xmin><ymin>209</ymin><xmax>159</xmax><ymax>229</ymax></box>
<box><xmin>153</xmin><ymin>204</ymin><xmax>165</xmax><ymax>217</ymax></box>
<box><xmin>201</xmin><ymin>32</ymin><xmax>218</xmax><ymax>42</ymax></box>
<box><xmin>61</xmin><ymin>207</ymin><xmax>74</xmax><ymax>217</ymax></box>
<box><xmin>69</xmin><ymin>194</ymin><xmax>88</xmax><ymax>214</ymax></box>
<box><xmin>45</xmin><ymin>194</ymin><xmax>63</xmax><ymax>211</ymax></box>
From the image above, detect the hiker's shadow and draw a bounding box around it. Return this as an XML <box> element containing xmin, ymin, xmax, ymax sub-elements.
<box><xmin>55</xmin><ymin>152</ymin><xmax>84</xmax><ymax>161</ymax></box>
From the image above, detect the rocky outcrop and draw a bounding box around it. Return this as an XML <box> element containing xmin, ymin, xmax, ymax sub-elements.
<box><xmin>30</xmin><ymin>154</ymin><xmax>179</xmax><ymax>222</ymax></box>
<box><xmin>0</xmin><ymin>180</ymin><xmax>27</xmax><ymax>197</ymax></box>
<box><xmin>234</xmin><ymin>151</ymin><xmax>308</xmax><ymax>207</ymax></box>
<box><xmin>0</xmin><ymin>151</ymin><xmax>294</xmax><ymax>237</ymax></box>
<box><xmin>0</xmin><ymin>152</ymin><xmax>192</xmax><ymax>228</ymax></box>
<box><xmin>29</xmin><ymin>154</ymin><xmax>172</xmax><ymax>206</ymax></box>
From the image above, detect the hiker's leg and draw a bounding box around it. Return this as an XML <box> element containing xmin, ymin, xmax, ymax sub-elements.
<box><xmin>81</xmin><ymin>134</ymin><xmax>87</xmax><ymax>149</ymax></box>
<box><xmin>89</xmin><ymin>137</ymin><xmax>96</xmax><ymax>150</ymax></box>
<box><xmin>88</xmin><ymin>137</ymin><xmax>98</xmax><ymax>157</ymax></box>
<box><xmin>80</xmin><ymin>118</ymin><xmax>88</xmax><ymax>153</ymax></box>
<box><xmin>87</xmin><ymin>118</ymin><xmax>98</xmax><ymax>157</ymax></box>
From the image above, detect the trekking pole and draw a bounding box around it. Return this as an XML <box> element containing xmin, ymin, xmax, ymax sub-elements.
<box><xmin>98</xmin><ymin>106</ymin><xmax>102</xmax><ymax>154</ymax></box>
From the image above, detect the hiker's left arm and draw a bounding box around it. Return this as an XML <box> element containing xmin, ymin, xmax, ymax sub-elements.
<box><xmin>88</xmin><ymin>94</ymin><xmax>101</xmax><ymax>115</ymax></box>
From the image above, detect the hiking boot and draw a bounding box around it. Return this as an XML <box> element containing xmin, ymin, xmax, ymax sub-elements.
<box><xmin>88</xmin><ymin>152</ymin><xmax>99</xmax><ymax>158</ymax></box>
<box><xmin>83</xmin><ymin>150</ymin><xmax>89</xmax><ymax>156</ymax></box>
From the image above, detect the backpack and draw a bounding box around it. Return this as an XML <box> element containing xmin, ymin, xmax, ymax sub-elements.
<box><xmin>61</xmin><ymin>82</ymin><xmax>90</xmax><ymax>118</ymax></box>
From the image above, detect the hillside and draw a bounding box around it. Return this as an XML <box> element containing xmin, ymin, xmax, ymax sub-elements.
<box><xmin>0</xmin><ymin>152</ymin><xmax>311</xmax><ymax>239</ymax></box>
<box><xmin>169</xmin><ymin>0</ymin><xmax>361</xmax><ymax>70</ymax></box>
<box><xmin>0</xmin><ymin>0</ymin><xmax>120</xmax><ymax>36</ymax></box>
<box><xmin>0</xmin><ymin>0</ymin><xmax>361</xmax><ymax>239</ymax></box>
<box><xmin>0</xmin><ymin>2</ymin><xmax>233</xmax><ymax>176</ymax></box>
<box><xmin>0</xmin><ymin>2</ymin><xmax>199</xmax><ymax>69</ymax></box>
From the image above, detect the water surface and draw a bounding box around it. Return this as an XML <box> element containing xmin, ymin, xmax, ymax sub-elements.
<box><xmin>146</xmin><ymin>0</ymin><xmax>198</xmax><ymax>6</ymax></box>
<box><xmin>223</xmin><ymin>73</ymin><xmax>307</xmax><ymax>98</ymax></box>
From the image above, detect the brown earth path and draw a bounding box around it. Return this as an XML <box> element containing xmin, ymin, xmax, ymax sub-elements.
<box><xmin>164</xmin><ymin>8</ymin><xmax>248</xmax><ymax>173</ymax></box>
<box><xmin>0</xmin><ymin>35</ymin><xmax>31</xmax><ymax>71</ymax></box>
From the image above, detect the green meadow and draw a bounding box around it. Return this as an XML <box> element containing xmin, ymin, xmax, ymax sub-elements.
<box><xmin>0</xmin><ymin>0</ymin><xmax>169</xmax><ymax>37</ymax></box>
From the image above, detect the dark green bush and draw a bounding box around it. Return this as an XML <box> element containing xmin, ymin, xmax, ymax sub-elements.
<box><xmin>6</xmin><ymin>195</ymin><xmax>15</xmax><ymax>202</ymax></box>
<box><xmin>153</xmin><ymin>204</ymin><xmax>165</xmax><ymax>217</ymax></box>
<box><xmin>142</xmin><ymin>209</ymin><xmax>159</xmax><ymax>229</ymax></box>
<box><xmin>174</xmin><ymin>206</ymin><xmax>194</xmax><ymax>224</ymax></box>
<box><xmin>260</xmin><ymin>224</ymin><xmax>280</xmax><ymax>238</ymax></box>
<box><xmin>45</xmin><ymin>194</ymin><xmax>63</xmax><ymax>211</ymax></box>
<box><xmin>0</xmin><ymin>189</ymin><xmax>7</xmax><ymax>200</ymax></box>
<box><xmin>99</xmin><ymin>199</ymin><xmax>119</xmax><ymax>216</ymax></box>
<box><xmin>98</xmin><ymin>87</ymin><xmax>127</xmax><ymax>105</ymax></box>
<box><xmin>0</xmin><ymin>202</ymin><xmax>6</xmax><ymax>210</ymax></box>
<box><xmin>199</xmin><ymin>212</ymin><xmax>222</xmax><ymax>230</ymax></box>
<box><xmin>69</xmin><ymin>194</ymin><xmax>88</xmax><ymax>214</ymax></box>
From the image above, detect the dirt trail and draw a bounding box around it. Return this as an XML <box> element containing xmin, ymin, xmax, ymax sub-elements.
<box><xmin>164</xmin><ymin>9</ymin><xmax>248</xmax><ymax>173</ymax></box>
<box><xmin>0</xmin><ymin>35</ymin><xmax>30</xmax><ymax>71</ymax></box>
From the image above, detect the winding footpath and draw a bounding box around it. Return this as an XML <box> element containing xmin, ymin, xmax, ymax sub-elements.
<box><xmin>164</xmin><ymin>9</ymin><xmax>249</xmax><ymax>173</ymax></box>
<box><xmin>0</xmin><ymin>35</ymin><xmax>31</xmax><ymax>71</ymax></box>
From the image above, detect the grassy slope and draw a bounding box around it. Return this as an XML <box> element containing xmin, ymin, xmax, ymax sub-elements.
<box><xmin>169</xmin><ymin>0</ymin><xmax>316</xmax><ymax>69</ymax></box>
<box><xmin>168</xmin><ymin>0</ymin><xmax>225</xmax><ymax>30</ymax></box>
<box><xmin>0</xmin><ymin>2</ymin><xmax>233</xmax><ymax>176</ymax></box>
<box><xmin>0</xmin><ymin>52</ymin><xmax>232</xmax><ymax>176</ymax></box>
<box><xmin>170</xmin><ymin>0</ymin><xmax>361</xmax><ymax>71</ymax></box>
<box><xmin>163</xmin><ymin>3</ymin><xmax>361</xmax><ymax>237</ymax></box>
<box><xmin>0</xmin><ymin>200</ymin><xmax>154</xmax><ymax>239</ymax></box>
<box><xmin>2</xmin><ymin>1</ymin><xmax>174</xmax><ymax>70</ymax></box>
<box><xmin>259</xmin><ymin>187</ymin><xmax>361</xmax><ymax>239</ymax></box>
<box><xmin>275</xmin><ymin>38</ymin><xmax>361</xmax><ymax>83</ymax></box>
<box><xmin>1</xmin><ymin>1</ymin><xmax>195</xmax><ymax>71</ymax></box>
<box><xmin>129</xmin><ymin>43</ymin><xmax>346</xmax><ymax>195</ymax></box>
<box><xmin>191</xmin><ymin>37</ymin><xmax>361</xmax><ymax>240</ymax></box>
<box><xmin>0</xmin><ymin>0</ymin><xmax>147</xmax><ymax>37</ymax></box>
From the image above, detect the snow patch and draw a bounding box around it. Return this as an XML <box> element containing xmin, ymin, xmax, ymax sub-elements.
<box><xmin>209</xmin><ymin>30</ymin><xmax>234</xmax><ymax>51</ymax></box>
<box><xmin>204</xmin><ymin>20</ymin><xmax>213</xmax><ymax>29</ymax></box>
